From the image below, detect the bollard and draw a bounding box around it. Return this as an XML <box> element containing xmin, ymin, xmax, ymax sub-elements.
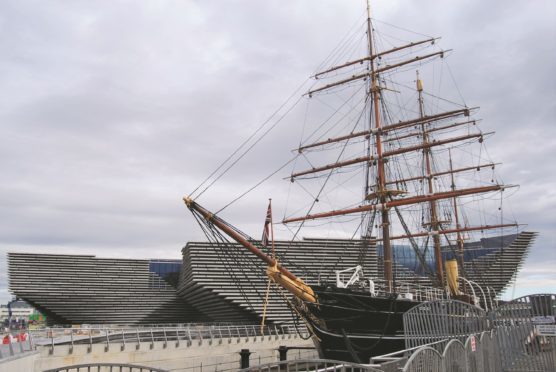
<box><xmin>239</xmin><ymin>348</ymin><xmax>252</xmax><ymax>369</ymax></box>
<box><xmin>278</xmin><ymin>345</ymin><xmax>288</xmax><ymax>361</ymax></box>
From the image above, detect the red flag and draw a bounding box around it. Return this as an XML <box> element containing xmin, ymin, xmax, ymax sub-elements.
<box><xmin>261</xmin><ymin>201</ymin><xmax>272</xmax><ymax>247</ymax></box>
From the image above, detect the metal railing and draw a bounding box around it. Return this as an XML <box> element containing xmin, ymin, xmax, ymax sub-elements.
<box><xmin>403</xmin><ymin>299</ymin><xmax>488</xmax><ymax>349</ymax></box>
<box><xmin>182</xmin><ymin>348</ymin><xmax>318</xmax><ymax>372</ymax></box>
<box><xmin>240</xmin><ymin>358</ymin><xmax>383</xmax><ymax>371</ymax></box>
<box><xmin>43</xmin><ymin>363</ymin><xmax>169</xmax><ymax>372</ymax></box>
<box><xmin>385</xmin><ymin>294</ymin><xmax>556</xmax><ymax>371</ymax></box>
<box><xmin>491</xmin><ymin>293</ymin><xmax>556</xmax><ymax>371</ymax></box>
<box><xmin>364</xmin><ymin>278</ymin><xmax>447</xmax><ymax>302</ymax></box>
<box><xmin>391</xmin><ymin>280</ymin><xmax>446</xmax><ymax>302</ymax></box>
<box><xmin>30</xmin><ymin>323</ymin><xmax>303</xmax><ymax>354</ymax></box>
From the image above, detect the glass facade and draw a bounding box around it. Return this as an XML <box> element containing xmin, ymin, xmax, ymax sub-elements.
<box><xmin>377</xmin><ymin>233</ymin><xmax>518</xmax><ymax>275</ymax></box>
<box><xmin>149</xmin><ymin>260</ymin><xmax>181</xmax><ymax>287</ymax></box>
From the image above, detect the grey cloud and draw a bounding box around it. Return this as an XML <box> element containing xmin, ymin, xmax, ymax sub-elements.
<box><xmin>0</xmin><ymin>0</ymin><xmax>554</xmax><ymax>304</ymax></box>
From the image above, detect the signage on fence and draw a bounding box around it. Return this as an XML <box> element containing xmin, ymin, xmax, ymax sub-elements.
<box><xmin>470</xmin><ymin>335</ymin><xmax>476</xmax><ymax>351</ymax></box>
<box><xmin>536</xmin><ymin>324</ymin><xmax>556</xmax><ymax>336</ymax></box>
<box><xmin>532</xmin><ymin>316</ymin><xmax>555</xmax><ymax>325</ymax></box>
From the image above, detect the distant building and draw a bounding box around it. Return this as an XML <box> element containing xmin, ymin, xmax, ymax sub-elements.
<box><xmin>0</xmin><ymin>299</ymin><xmax>34</xmax><ymax>321</ymax></box>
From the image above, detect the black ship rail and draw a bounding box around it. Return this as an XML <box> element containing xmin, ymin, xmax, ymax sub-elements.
<box><xmin>381</xmin><ymin>279</ymin><xmax>446</xmax><ymax>302</ymax></box>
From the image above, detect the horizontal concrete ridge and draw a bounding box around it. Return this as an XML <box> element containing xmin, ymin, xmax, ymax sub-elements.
<box><xmin>376</xmin><ymin>232</ymin><xmax>536</xmax><ymax>296</ymax></box>
<box><xmin>8</xmin><ymin>253</ymin><xmax>209</xmax><ymax>325</ymax></box>
<box><xmin>463</xmin><ymin>231</ymin><xmax>537</xmax><ymax>294</ymax></box>
<box><xmin>7</xmin><ymin>232</ymin><xmax>534</xmax><ymax>326</ymax></box>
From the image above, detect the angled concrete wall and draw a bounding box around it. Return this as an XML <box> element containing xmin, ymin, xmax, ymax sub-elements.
<box><xmin>8</xmin><ymin>253</ymin><xmax>207</xmax><ymax>325</ymax></box>
<box><xmin>178</xmin><ymin>238</ymin><xmax>378</xmax><ymax>325</ymax></box>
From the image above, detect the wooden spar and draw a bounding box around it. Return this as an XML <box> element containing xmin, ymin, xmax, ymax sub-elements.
<box><xmin>417</xmin><ymin>72</ymin><xmax>443</xmax><ymax>285</ymax></box>
<box><xmin>308</xmin><ymin>50</ymin><xmax>448</xmax><ymax>96</ymax></box>
<box><xmin>183</xmin><ymin>197</ymin><xmax>316</xmax><ymax>303</ymax></box>
<box><xmin>384</xmin><ymin>132</ymin><xmax>489</xmax><ymax>157</ymax></box>
<box><xmin>298</xmin><ymin>129</ymin><xmax>370</xmax><ymax>153</ymax></box>
<box><xmin>372</xmin><ymin>37</ymin><xmax>440</xmax><ymax>60</ymax></box>
<box><xmin>308</xmin><ymin>72</ymin><xmax>370</xmax><ymax>96</ymax></box>
<box><xmin>382</xmin><ymin>108</ymin><xmax>472</xmax><ymax>133</ymax></box>
<box><xmin>370</xmin><ymin>223</ymin><xmax>520</xmax><ymax>242</ymax></box>
<box><xmin>312</xmin><ymin>37</ymin><xmax>439</xmax><ymax>79</ymax></box>
<box><xmin>183</xmin><ymin>197</ymin><xmax>296</xmax><ymax>281</ymax></box>
<box><xmin>384</xmin><ymin>162</ymin><xmax>499</xmax><ymax>186</ymax></box>
<box><xmin>375</xmin><ymin>49</ymin><xmax>449</xmax><ymax>75</ymax></box>
<box><xmin>382</xmin><ymin>120</ymin><xmax>477</xmax><ymax>143</ymax></box>
<box><xmin>313</xmin><ymin>57</ymin><xmax>370</xmax><ymax>79</ymax></box>
<box><xmin>291</xmin><ymin>132</ymin><xmax>488</xmax><ymax>179</ymax></box>
<box><xmin>365</xmin><ymin>1</ymin><xmax>393</xmax><ymax>292</ymax></box>
<box><xmin>282</xmin><ymin>185</ymin><xmax>504</xmax><ymax>223</ymax></box>
<box><xmin>297</xmin><ymin>108</ymin><xmax>472</xmax><ymax>152</ymax></box>
<box><xmin>291</xmin><ymin>156</ymin><xmax>372</xmax><ymax>179</ymax></box>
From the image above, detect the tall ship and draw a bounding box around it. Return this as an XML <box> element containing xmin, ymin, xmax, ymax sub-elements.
<box><xmin>183</xmin><ymin>1</ymin><xmax>534</xmax><ymax>363</ymax></box>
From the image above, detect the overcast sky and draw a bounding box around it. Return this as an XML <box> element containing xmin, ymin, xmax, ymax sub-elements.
<box><xmin>1</xmin><ymin>0</ymin><xmax>554</xmax><ymax>304</ymax></box>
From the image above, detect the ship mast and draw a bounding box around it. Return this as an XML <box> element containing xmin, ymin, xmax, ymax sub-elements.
<box><xmin>416</xmin><ymin>72</ymin><xmax>444</xmax><ymax>286</ymax></box>
<box><xmin>449</xmin><ymin>150</ymin><xmax>466</xmax><ymax>271</ymax></box>
<box><xmin>366</xmin><ymin>1</ymin><xmax>394</xmax><ymax>292</ymax></box>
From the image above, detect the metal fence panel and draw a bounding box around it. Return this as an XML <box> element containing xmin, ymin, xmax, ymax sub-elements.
<box><xmin>403</xmin><ymin>300</ymin><xmax>488</xmax><ymax>349</ymax></box>
<box><xmin>42</xmin><ymin>363</ymin><xmax>169</xmax><ymax>372</ymax></box>
<box><xmin>441</xmin><ymin>339</ymin><xmax>466</xmax><ymax>372</ymax></box>
<box><xmin>402</xmin><ymin>347</ymin><xmax>443</xmax><ymax>372</ymax></box>
<box><xmin>240</xmin><ymin>358</ymin><xmax>384</xmax><ymax>371</ymax></box>
<box><xmin>492</xmin><ymin>293</ymin><xmax>555</xmax><ymax>371</ymax></box>
<box><xmin>464</xmin><ymin>334</ymin><xmax>483</xmax><ymax>372</ymax></box>
<box><xmin>480</xmin><ymin>331</ymin><xmax>495</xmax><ymax>372</ymax></box>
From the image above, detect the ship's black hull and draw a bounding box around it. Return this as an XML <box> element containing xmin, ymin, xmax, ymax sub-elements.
<box><xmin>299</xmin><ymin>285</ymin><xmax>421</xmax><ymax>363</ymax></box>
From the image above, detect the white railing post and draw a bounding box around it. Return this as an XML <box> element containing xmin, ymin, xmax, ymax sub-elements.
<box><xmin>69</xmin><ymin>330</ymin><xmax>74</xmax><ymax>354</ymax></box>
<box><xmin>8</xmin><ymin>337</ymin><xmax>15</xmax><ymax>357</ymax></box>
<box><xmin>49</xmin><ymin>329</ymin><xmax>54</xmax><ymax>355</ymax></box>
<box><xmin>104</xmin><ymin>329</ymin><xmax>110</xmax><ymax>352</ymax></box>
<box><xmin>121</xmin><ymin>329</ymin><xmax>125</xmax><ymax>351</ymax></box>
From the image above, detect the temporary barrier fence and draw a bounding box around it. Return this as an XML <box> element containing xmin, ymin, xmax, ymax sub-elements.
<box><xmin>0</xmin><ymin>331</ymin><xmax>34</xmax><ymax>360</ymax></box>
<box><xmin>492</xmin><ymin>294</ymin><xmax>555</xmax><ymax>371</ymax></box>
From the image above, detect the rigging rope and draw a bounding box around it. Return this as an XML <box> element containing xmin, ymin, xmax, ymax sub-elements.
<box><xmin>190</xmin><ymin>79</ymin><xmax>310</xmax><ymax>199</ymax></box>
